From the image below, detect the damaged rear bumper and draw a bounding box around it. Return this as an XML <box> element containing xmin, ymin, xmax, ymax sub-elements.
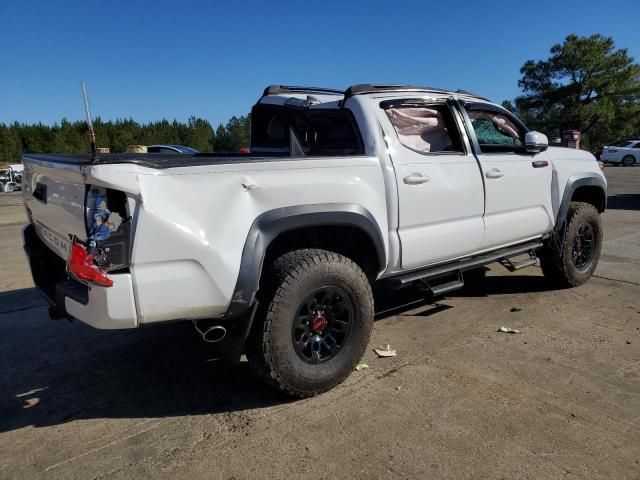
<box><xmin>23</xmin><ymin>224</ymin><xmax>137</xmax><ymax>329</ymax></box>
<box><xmin>23</xmin><ymin>224</ymin><xmax>254</xmax><ymax>357</ymax></box>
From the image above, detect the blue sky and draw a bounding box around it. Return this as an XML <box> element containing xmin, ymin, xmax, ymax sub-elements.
<box><xmin>1</xmin><ymin>0</ymin><xmax>638</xmax><ymax>126</ymax></box>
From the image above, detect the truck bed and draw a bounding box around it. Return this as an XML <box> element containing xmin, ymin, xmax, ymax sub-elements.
<box><xmin>23</xmin><ymin>153</ymin><xmax>300</xmax><ymax>170</ymax></box>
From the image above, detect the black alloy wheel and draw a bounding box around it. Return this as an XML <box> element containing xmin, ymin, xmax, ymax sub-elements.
<box><xmin>572</xmin><ymin>222</ymin><xmax>595</xmax><ymax>270</ymax></box>
<box><xmin>291</xmin><ymin>286</ymin><xmax>354</xmax><ymax>364</ymax></box>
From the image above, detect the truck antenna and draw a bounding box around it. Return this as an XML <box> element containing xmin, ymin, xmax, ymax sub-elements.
<box><xmin>81</xmin><ymin>81</ymin><xmax>98</xmax><ymax>162</ymax></box>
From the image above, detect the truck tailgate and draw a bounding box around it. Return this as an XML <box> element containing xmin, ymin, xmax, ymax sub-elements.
<box><xmin>22</xmin><ymin>155</ymin><xmax>89</xmax><ymax>259</ymax></box>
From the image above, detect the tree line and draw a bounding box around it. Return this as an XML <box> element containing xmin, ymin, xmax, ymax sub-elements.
<box><xmin>2</xmin><ymin>34</ymin><xmax>639</xmax><ymax>163</ymax></box>
<box><xmin>0</xmin><ymin>115</ymin><xmax>250</xmax><ymax>163</ymax></box>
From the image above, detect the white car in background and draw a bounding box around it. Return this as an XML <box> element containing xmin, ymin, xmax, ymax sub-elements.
<box><xmin>600</xmin><ymin>140</ymin><xmax>640</xmax><ymax>166</ymax></box>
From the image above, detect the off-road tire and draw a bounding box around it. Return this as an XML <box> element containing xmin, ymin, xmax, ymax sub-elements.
<box><xmin>622</xmin><ymin>155</ymin><xmax>636</xmax><ymax>167</ymax></box>
<box><xmin>539</xmin><ymin>202</ymin><xmax>602</xmax><ymax>288</ymax></box>
<box><xmin>246</xmin><ymin>249</ymin><xmax>374</xmax><ymax>398</ymax></box>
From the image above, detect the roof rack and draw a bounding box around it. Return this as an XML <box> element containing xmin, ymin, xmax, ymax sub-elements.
<box><xmin>343</xmin><ymin>84</ymin><xmax>489</xmax><ymax>101</ymax></box>
<box><xmin>263</xmin><ymin>85</ymin><xmax>344</xmax><ymax>96</ymax></box>
<box><xmin>262</xmin><ymin>84</ymin><xmax>490</xmax><ymax>102</ymax></box>
<box><xmin>455</xmin><ymin>89</ymin><xmax>489</xmax><ymax>100</ymax></box>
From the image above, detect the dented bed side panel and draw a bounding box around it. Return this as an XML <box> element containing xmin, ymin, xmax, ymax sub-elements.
<box><xmin>113</xmin><ymin>157</ymin><xmax>389</xmax><ymax>324</ymax></box>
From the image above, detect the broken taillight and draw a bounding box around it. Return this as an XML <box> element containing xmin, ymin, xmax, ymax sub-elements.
<box><xmin>68</xmin><ymin>242</ymin><xmax>113</xmax><ymax>287</ymax></box>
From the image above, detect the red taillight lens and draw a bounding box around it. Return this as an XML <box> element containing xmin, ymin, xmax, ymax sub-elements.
<box><xmin>68</xmin><ymin>243</ymin><xmax>113</xmax><ymax>287</ymax></box>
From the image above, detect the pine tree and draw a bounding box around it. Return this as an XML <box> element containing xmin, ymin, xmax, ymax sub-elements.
<box><xmin>511</xmin><ymin>34</ymin><xmax>640</xmax><ymax>149</ymax></box>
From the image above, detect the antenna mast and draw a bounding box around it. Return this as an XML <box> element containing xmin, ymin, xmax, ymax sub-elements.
<box><xmin>81</xmin><ymin>81</ymin><xmax>98</xmax><ymax>162</ymax></box>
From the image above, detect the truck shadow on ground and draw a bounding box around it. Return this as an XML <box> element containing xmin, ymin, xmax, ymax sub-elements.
<box><xmin>607</xmin><ymin>194</ymin><xmax>640</xmax><ymax>211</ymax></box>
<box><xmin>0</xmin><ymin>273</ymin><xmax>554</xmax><ymax>434</ymax></box>
<box><xmin>451</xmin><ymin>268</ymin><xmax>551</xmax><ymax>297</ymax></box>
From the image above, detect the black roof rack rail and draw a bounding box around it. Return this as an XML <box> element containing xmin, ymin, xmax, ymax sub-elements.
<box><xmin>344</xmin><ymin>84</ymin><xmax>449</xmax><ymax>98</ymax></box>
<box><xmin>263</xmin><ymin>85</ymin><xmax>344</xmax><ymax>96</ymax></box>
<box><xmin>455</xmin><ymin>89</ymin><xmax>490</xmax><ymax>101</ymax></box>
<box><xmin>344</xmin><ymin>84</ymin><xmax>489</xmax><ymax>101</ymax></box>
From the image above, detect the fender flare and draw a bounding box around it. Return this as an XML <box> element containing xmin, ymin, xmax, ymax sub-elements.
<box><xmin>225</xmin><ymin>203</ymin><xmax>386</xmax><ymax>319</ymax></box>
<box><xmin>555</xmin><ymin>173</ymin><xmax>607</xmax><ymax>231</ymax></box>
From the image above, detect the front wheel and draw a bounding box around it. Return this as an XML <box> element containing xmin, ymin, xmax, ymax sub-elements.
<box><xmin>246</xmin><ymin>249</ymin><xmax>374</xmax><ymax>398</ymax></box>
<box><xmin>622</xmin><ymin>155</ymin><xmax>636</xmax><ymax>167</ymax></box>
<box><xmin>539</xmin><ymin>202</ymin><xmax>603</xmax><ymax>288</ymax></box>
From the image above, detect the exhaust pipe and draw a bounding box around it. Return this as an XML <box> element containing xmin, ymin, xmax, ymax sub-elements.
<box><xmin>193</xmin><ymin>320</ymin><xmax>227</xmax><ymax>343</ymax></box>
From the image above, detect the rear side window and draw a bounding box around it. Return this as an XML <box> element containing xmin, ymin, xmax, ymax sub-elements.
<box><xmin>467</xmin><ymin>108</ymin><xmax>525</xmax><ymax>153</ymax></box>
<box><xmin>383</xmin><ymin>103</ymin><xmax>464</xmax><ymax>154</ymax></box>
<box><xmin>611</xmin><ymin>141</ymin><xmax>633</xmax><ymax>147</ymax></box>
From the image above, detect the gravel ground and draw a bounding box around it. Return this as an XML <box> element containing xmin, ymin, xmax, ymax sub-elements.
<box><xmin>0</xmin><ymin>167</ymin><xmax>638</xmax><ymax>480</ymax></box>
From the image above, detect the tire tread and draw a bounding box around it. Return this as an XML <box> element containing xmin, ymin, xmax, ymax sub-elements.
<box><xmin>247</xmin><ymin>248</ymin><xmax>373</xmax><ymax>398</ymax></box>
<box><xmin>539</xmin><ymin>202</ymin><xmax>602</xmax><ymax>288</ymax></box>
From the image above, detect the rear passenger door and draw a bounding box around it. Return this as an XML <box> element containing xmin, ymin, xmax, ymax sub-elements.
<box><xmin>461</xmin><ymin>103</ymin><xmax>554</xmax><ymax>250</ymax></box>
<box><xmin>378</xmin><ymin>99</ymin><xmax>485</xmax><ymax>269</ymax></box>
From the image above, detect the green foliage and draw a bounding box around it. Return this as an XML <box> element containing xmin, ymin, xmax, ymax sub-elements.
<box><xmin>214</xmin><ymin>116</ymin><xmax>250</xmax><ymax>152</ymax></box>
<box><xmin>0</xmin><ymin>115</ymin><xmax>252</xmax><ymax>163</ymax></box>
<box><xmin>511</xmin><ymin>34</ymin><xmax>640</xmax><ymax>149</ymax></box>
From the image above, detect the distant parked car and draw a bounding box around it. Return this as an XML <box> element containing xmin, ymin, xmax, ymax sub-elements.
<box><xmin>600</xmin><ymin>140</ymin><xmax>640</xmax><ymax>166</ymax></box>
<box><xmin>0</xmin><ymin>164</ymin><xmax>24</xmax><ymax>192</ymax></box>
<box><xmin>146</xmin><ymin>144</ymin><xmax>199</xmax><ymax>154</ymax></box>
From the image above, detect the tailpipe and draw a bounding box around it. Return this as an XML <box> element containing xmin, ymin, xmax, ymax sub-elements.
<box><xmin>193</xmin><ymin>319</ymin><xmax>227</xmax><ymax>343</ymax></box>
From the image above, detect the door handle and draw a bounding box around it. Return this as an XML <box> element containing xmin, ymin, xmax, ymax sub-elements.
<box><xmin>485</xmin><ymin>169</ymin><xmax>504</xmax><ymax>179</ymax></box>
<box><xmin>403</xmin><ymin>173</ymin><xmax>430</xmax><ymax>185</ymax></box>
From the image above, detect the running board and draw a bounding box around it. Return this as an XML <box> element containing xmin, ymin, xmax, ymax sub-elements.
<box><xmin>387</xmin><ymin>241</ymin><xmax>543</xmax><ymax>290</ymax></box>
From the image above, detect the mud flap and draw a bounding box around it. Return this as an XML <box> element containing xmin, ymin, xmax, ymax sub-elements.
<box><xmin>206</xmin><ymin>302</ymin><xmax>259</xmax><ymax>363</ymax></box>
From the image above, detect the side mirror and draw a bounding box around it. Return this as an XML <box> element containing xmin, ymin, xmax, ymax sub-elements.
<box><xmin>525</xmin><ymin>131</ymin><xmax>548</xmax><ymax>153</ymax></box>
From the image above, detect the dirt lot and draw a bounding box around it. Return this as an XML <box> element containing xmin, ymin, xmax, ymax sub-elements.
<box><xmin>0</xmin><ymin>168</ymin><xmax>639</xmax><ymax>480</ymax></box>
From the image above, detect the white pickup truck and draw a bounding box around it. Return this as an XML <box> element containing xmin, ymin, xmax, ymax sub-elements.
<box><xmin>22</xmin><ymin>84</ymin><xmax>606</xmax><ymax>397</ymax></box>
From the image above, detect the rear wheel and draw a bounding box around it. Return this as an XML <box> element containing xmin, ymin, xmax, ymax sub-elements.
<box><xmin>539</xmin><ymin>202</ymin><xmax>602</xmax><ymax>288</ymax></box>
<box><xmin>246</xmin><ymin>249</ymin><xmax>374</xmax><ymax>398</ymax></box>
<box><xmin>622</xmin><ymin>155</ymin><xmax>636</xmax><ymax>166</ymax></box>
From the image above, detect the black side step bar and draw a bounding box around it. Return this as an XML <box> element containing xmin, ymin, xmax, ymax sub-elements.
<box><xmin>387</xmin><ymin>241</ymin><xmax>543</xmax><ymax>290</ymax></box>
<box><xmin>500</xmin><ymin>250</ymin><xmax>538</xmax><ymax>272</ymax></box>
<box><xmin>419</xmin><ymin>271</ymin><xmax>465</xmax><ymax>296</ymax></box>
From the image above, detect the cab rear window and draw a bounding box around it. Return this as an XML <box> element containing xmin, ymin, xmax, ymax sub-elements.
<box><xmin>251</xmin><ymin>106</ymin><xmax>363</xmax><ymax>156</ymax></box>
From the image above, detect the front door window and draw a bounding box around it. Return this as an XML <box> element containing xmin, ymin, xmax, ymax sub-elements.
<box><xmin>467</xmin><ymin>109</ymin><xmax>525</xmax><ymax>153</ymax></box>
